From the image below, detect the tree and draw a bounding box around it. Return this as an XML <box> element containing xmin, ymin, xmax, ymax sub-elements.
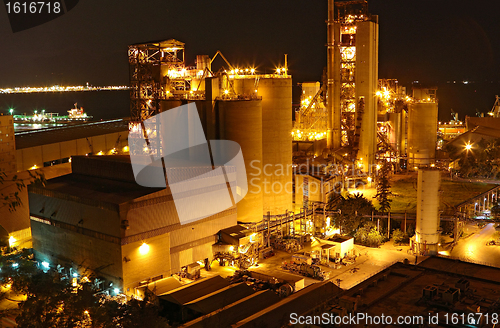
<box><xmin>374</xmin><ymin>161</ymin><xmax>392</xmax><ymax>213</ymax></box>
<box><xmin>328</xmin><ymin>193</ymin><xmax>375</xmax><ymax>236</ymax></box>
<box><xmin>0</xmin><ymin>171</ymin><xmax>45</xmax><ymax>211</ymax></box>
<box><xmin>3</xmin><ymin>252</ymin><xmax>169</xmax><ymax>328</ymax></box>
<box><xmin>449</xmin><ymin>138</ymin><xmax>500</xmax><ymax>179</ymax></box>
<box><xmin>392</xmin><ymin>229</ymin><xmax>408</xmax><ymax>245</ymax></box>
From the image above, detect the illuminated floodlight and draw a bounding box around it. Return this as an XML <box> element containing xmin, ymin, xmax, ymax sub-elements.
<box><xmin>41</xmin><ymin>261</ymin><xmax>49</xmax><ymax>269</ymax></box>
<box><xmin>73</xmin><ymin>272</ymin><xmax>78</xmax><ymax>278</ymax></box>
<box><xmin>113</xmin><ymin>288</ymin><xmax>120</xmax><ymax>295</ymax></box>
<box><xmin>139</xmin><ymin>242</ymin><xmax>149</xmax><ymax>255</ymax></box>
<box><xmin>465</xmin><ymin>143</ymin><xmax>472</xmax><ymax>151</ymax></box>
<box><xmin>12</xmin><ymin>263</ymin><xmax>18</xmax><ymax>268</ymax></box>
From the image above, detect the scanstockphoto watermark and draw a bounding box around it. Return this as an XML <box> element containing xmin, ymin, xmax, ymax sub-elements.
<box><xmin>289</xmin><ymin>312</ymin><xmax>425</xmax><ymax>326</ymax></box>
<box><xmin>247</xmin><ymin>159</ymin><xmax>381</xmax><ymax>195</ymax></box>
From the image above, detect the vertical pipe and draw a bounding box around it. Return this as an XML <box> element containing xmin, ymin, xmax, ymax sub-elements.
<box><xmin>267</xmin><ymin>211</ymin><xmax>271</xmax><ymax>247</ymax></box>
<box><xmin>284</xmin><ymin>54</ymin><xmax>288</xmax><ymax>75</ymax></box>
<box><xmin>387</xmin><ymin>212</ymin><xmax>391</xmax><ymax>239</ymax></box>
<box><xmin>327</xmin><ymin>0</ymin><xmax>340</xmax><ymax>149</ymax></box>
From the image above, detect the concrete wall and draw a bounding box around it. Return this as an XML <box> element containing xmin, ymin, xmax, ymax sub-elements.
<box><xmin>122</xmin><ymin>233</ymin><xmax>171</xmax><ymax>294</ymax></box>
<box><xmin>0</xmin><ymin>115</ymin><xmax>16</xmax><ymax>175</ymax></box>
<box><xmin>31</xmin><ymin>219</ymin><xmax>123</xmax><ymax>285</ymax></box>
<box><xmin>16</xmin><ymin>131</ymin><xmax>128</xmax><ymax>171</ymax></box>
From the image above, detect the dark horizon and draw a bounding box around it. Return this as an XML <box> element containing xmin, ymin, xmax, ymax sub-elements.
<box><xmin>1</xmin><ymin>0</ymin><xmax>500</xmax><ymax>121</ymax></box>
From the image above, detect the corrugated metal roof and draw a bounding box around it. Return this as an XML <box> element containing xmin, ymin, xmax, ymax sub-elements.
<box><xmin>15</xmin><ymin>119</ymin><xmax>128</xmax><ymax>149</ymax></box>
<box><xmin>30</xmin><ymin>173</ymin><xmax>162</xmax><ymax>206</ymax></box>
<box><xmin>185</xmin><ymin>282</ymin><xmax>254</xmax><ymax>315</ymax></box>
<box><xmin>182</xmin><ymin>290</ymin><xmax>280</xmax><ymax>328</ymax></box>
<box><xmin>233</xmin><ymin>281</ymin><xmax>342</xmax><ymax>328</ymax></box>
<box><xmin>159</xmin><ymin>276</ymin><xmax>229</xmax><ymax>306</ymax></box>
<box><xmin>142</xmin><ymin>277</ymin><xmax>183</xmax><ymax>296</ymax></box>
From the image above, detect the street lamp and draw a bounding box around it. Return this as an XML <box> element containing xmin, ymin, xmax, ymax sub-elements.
<box><xmin>465</xmin><ymin>143</ymin><xmax>472</xmax><ymax>151</ymax></box>
<box><xmin>9</xmin><ymin>108</ymin><xmax>13</xmax><ymax>116</ymax></box>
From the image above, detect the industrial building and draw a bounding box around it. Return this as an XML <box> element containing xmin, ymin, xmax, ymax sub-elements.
<box><xmin>127</xmin><ymin>39</ymin><xmax>292</xmax><ymax>221</ymax></box>
<box><xmin>15</xmin><ymin>119</ymin><xmax>129</xmax><ymax>171</ymax></box>
<box><xmin>28</xmin><ymin>155</ymin><xmax>237</xmax><ymax>296</ymax></box>
<box><xmin>0</xmin><ymin>114</ymin><xmax>16</xmax><ymax>175</ymax></box>
<box><xmin>325</xmin><ymin>257</ymin><xmax>500</xmax><ymax>327</ymax></box>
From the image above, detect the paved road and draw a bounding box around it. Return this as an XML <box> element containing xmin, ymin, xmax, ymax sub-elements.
<box><xmin>449</xmin><ymin>223</ymin><xmax>500</xmax><ymax>266</ymax></box>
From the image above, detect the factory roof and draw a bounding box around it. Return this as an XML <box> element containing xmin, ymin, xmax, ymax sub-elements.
<box><xmin>185</xmin><ymin>282</ymin><xmax>255</xmax><ymax>315</ymax></box>
<box><xmin>182</xmin><ymin>290</ymin><xmax>280</xmax><ymax>328</ymax></box>
<box><xmin>218</xmin><ymin>225</ymin><xmax>251</xmax><ymax>240</ymax></box>
<box><xmin>329</xmin><ymin>235</ymin><xmax>353</xmax><ymax>243</ymax></box>
<box><xmin>29</xmin><ymin>156</ymin><xmax>164</xmax><ymax>207</ymax></box>
<box><xmin>233</xmin><ymin>281</ymin><xmax>341</xmax><ymax>328</ymax></box>
<box><xmin>140</xmin><ymin>277</ymin><xmax>183</xmax><ymax>296</ymax></box>
<box><xmin>159</xmin><ymin>275</ymin><xmax>230</xmax><ymax>306</ymax></box>
<box><xmin>248</xmin><ymin>269</ymin><xmax>305</xmax><ymax>284</ymax></box>
<box><xmin>340</xmin><ymin>258</ymin><xmax>500</xmax><ymax>323</ymax></box>
<box><xmin>466</xmin><ymin>116</ymin><xmax>500</xmax><ymax>130</ymax></box>
<box><xmin>15</xmin><ymin>119</ymin><xmax>129</xmax><ymax>149</ymax></box>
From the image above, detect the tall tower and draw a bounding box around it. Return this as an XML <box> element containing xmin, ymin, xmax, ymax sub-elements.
<box><xmin>330</xmin><ymin>0</ymin><xmax>378</xmax><ymax>170</ymax></box>
<box><xmin>414</xmin><ymin>169</ymin><xmax>440</xmax><ymax>255</ymax></box>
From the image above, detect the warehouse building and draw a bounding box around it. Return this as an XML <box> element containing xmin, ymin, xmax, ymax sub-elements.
<box><xmin>28</xmin><ymin>155</ymin><xmax>237</xmax><ymax>296</ymax></box>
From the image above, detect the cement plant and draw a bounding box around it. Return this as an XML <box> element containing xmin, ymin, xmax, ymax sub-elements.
<box><xmin>1</xmin><ymin>1</ymin><xmax>500</xmax><ymax>327</ymax></box>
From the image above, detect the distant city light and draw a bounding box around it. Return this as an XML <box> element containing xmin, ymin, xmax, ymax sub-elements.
<box><xmin>12</xmin><ymin>263</ymin><xmax>18</xmax><ymax>268</ymax></box>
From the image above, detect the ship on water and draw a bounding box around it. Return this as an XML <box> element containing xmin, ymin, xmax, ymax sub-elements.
<box><xmin>13</xmin><ymin>103</ymin><xmax>93</xmax><ymax>132</ymax></box>
<box><xmin>13</xmin><ymin>103</ymin><xmax>92</xmax><ymax>123</ymax></box>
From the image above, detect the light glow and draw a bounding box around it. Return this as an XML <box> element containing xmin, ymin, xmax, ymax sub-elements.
<box><xmin>139</xmin><ymin>242</ymin><xmax>150</xmax><ymax>255</ymax></box>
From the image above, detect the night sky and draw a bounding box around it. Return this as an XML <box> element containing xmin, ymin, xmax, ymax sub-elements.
<box><xmin>1</xmin><ymin>0</ymin><xmax>500</xmax><ymax>121</ymax></box>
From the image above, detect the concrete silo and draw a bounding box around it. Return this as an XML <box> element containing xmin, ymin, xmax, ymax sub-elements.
<box><xmin>232</xmin><ymin>76</ymin><xmax>293</xmax><ymax>216</ymax></box>
<box><xmin>408</xmin><ymin>87</ymin><xmax>438</xmax><ymax>168</ymax></box>
<box><xmin>414</xmin><ymin>169</ymin><xmax>440</xmax><ymax>255</ymax></box>
<box><xmin>257</xmin><ymin>77</ymin><xmax>293</xmax><ymax>216</ymax></box>
<box><xmin>218</xmin><ymin>99</ymin><xmax>263</xmax><ymax>222</ymax></box>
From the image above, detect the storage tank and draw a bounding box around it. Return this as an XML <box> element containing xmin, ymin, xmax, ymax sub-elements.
<box><xmin>218</xmin><ymin>99</ymin><xmax>263</xmax><ymax>222</ymax></box>
<box><xmin>415</xmin><ymin>169</ymin><xmax>440</xmax><ymax>255</ymax></box>
<box><xmin>231</xmin><ymin>76</ymin><xmax>293</xmax><ymax>216</ymax></box>
<box><xmin>408</xmin><ymin>103</ymin><xmax>438</xmax><ymax>167</ymax></box>
<box><xmin>388</xmin><ymin>112</ymin><xmax>402</xmax><ymax>155</ymax></box>
<box><xmin>258</xmin><ymin>77</ymin><xmax>293</xmax><ymax>215</ymax></box>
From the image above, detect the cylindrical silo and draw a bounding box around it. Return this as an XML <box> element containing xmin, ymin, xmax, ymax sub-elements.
<box><xmin>415</xmin><ymin>169</ymin><xmax>440</xmax><ymax>255</ymax></box>
<box><xmin>258</xmin><ymin>77</ymin><xmax>293</xmax><ymax>216</ymax></box>
<box><xmin>218</xmin><ymin>99</ymin><xmax>263</xmax><ymax>222</ymax></box>
<box><xmin>408</xmin><ymin>103</ymin><xmax>438</xmax><ymax>167</ymax></box>
<box><xmin>388</xmin><ymin>112</ymin><xmax>401</xmax><ymax>154</ymax></box>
